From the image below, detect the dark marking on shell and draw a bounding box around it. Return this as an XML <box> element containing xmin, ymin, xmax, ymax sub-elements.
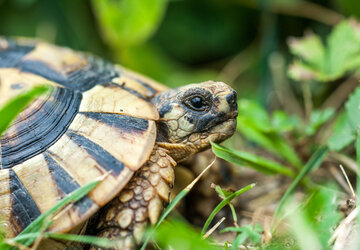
<box><xmin>121</xmin><ymin>72</ymin><xmax>158</xmax><ymax>97</ymax></box>
<box><xmin>80</xmin><ymin>112</ymin><xmax>149</xmax><ymax>133</ymax></box>
<box><xmin>0</xmin><ymin>38</ymin><xmax>35</xmax><ymax>67</ymax></box>
<box><xmin>44</xmin><ymin>152</ymin><xmax>94</xmax><ymax>214</ymax></box>
<box><xmin>1</xmin><ymin>87</ymin><xmax>82</xmax><ymax>169</ymax></box>
<box><xmin>19</xmin><ymin>55</ymin><xmax>117</xmax><ymax>92</ymax></box>
<box><xmin>109</xmin><ymin>81</ymin><xmax>147</xmax><ymax>100</ymax></box>
<box><xmin>66</xmin><ymin>131</ymin><xmax>125</xmax><ymax>176</ymax></box>
<box><xmin>9</xmin><ymin>169</ymin><xmax>41</xmax><ymax>232</ymax></box>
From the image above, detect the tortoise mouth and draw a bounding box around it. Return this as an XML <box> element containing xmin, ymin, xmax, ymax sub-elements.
<box><xmin>199</xmin><ymin>107</ymin><xmax>238</xmax><ymax>137</ymax></box>
<box><xmin>183</xmin><ymin>117</ymin><xmax>237</xmax><ymax>152</ymax></box>
<box><xmin>205</xmin><ymin>117</ymin><xmax>237</xmax><ymax>143</ymax></box>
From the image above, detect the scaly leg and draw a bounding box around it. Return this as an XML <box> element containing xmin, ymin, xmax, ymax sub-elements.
<box><xmin>91</xmin><ymin>146</ymin><xmax>176</xmax><ymax>249</ymax></box>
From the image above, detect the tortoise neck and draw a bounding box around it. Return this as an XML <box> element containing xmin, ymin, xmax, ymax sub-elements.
<box><xmin>156</xmin><ymin>142</ymin><xmax>198</xmax><ymax>163</ymax></box>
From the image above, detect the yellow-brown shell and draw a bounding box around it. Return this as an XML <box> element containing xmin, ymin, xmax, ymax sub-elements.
<box><xmin>0</xmin><ymin>37</ymin><xmax>167</xmax><ymax>238</ymax></box>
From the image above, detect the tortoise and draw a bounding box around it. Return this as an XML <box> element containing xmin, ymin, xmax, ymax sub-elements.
<box><xmin>0</xmin><ymin>37</ymin><xmax>238</xmax><ymax>249</ymax></box>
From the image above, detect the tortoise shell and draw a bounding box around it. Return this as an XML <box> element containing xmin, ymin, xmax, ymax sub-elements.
<box><xmin>0</xmin><ymin>37</ymin><xmax>168</xmax><ymax>238</ymax></box>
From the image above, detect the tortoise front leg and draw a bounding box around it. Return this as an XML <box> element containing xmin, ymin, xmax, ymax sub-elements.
<box><xmin>91</xmin><ymin>146</ymin><xmax>176</xmax><ymax>249</ymax></box>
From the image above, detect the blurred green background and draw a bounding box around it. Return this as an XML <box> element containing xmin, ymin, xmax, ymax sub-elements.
<box><xmin>0</xmin><ymin>0</ymin><xmax>358</xmax><ymax>106</ymax></box>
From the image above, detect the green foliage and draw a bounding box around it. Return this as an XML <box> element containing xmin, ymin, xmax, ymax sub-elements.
<box><xmin>305</xmin><ymin>108</ymin><xmax>334</xmax><ymax>136</ymax></box>
<box><xmin>221</xmin><ymin>224</ymin><xmax>263</xmax><ymax>250</ymax></box>
<box><xmin>328</xmin><ymin>86</ymin><xmax>360</xmax><ymax>151</ymax></box>
<box><xmin>273</xmin><ymin>146</ymin><xmax>329</xmax><ymax>221</ymax></box>
<box><xmin>91</xmin><ymin>0</ymin><xmax>168</xmax><ymax>48</ymax></box>
<box><xmin>286</xmin><ymin>186</ymin><xmax>342</xmax><ymax>249</ymax></box>
<box><xmin>271</xmin><ymin>110</ymin><xmax>299</xmax><ymax>133</ymax></box>
<box><xmin>0</xmin><ymin>85</ymin><xmax>50</xmax><ymax>136</ymax></box>
<box><xmin>212</xmin><ymin>142</ymin><xmax>295</xmax><ymax>177</ymax></box>
<box><xmin>155</xmin><ymin>220</ymin><xmax>218</xmax><ymax>250</ymax></box>
<box><xmin>328</xmin><ymin>112</ymin><xmax>356</xmax><ymax>151</ymax></box>
<box><xmin>336</xmin><ymin>0</ymin><xmax>360</xmax><ymax>19</ymax></box>
<box><xmin>345</xmin><ymin>86</ymin><xmax>360</xmax><ymax>132</ymax></box>
<box><xmin>288</xmin><ymin>19</ymin><xmax>360</xmax><ymax>82</ymax></box>
<box><xmin>304</xmin><ymin>188</ymin><xmax>342</xmax><ymax>246</ymax></box>
<box><xmin>237</xmin><ymin>100</ymin><xmax>302</xmax><ymax>168</ymax></box>
<box><xmin>214</xmin><ymin>185</ymin><xmax>238</xmax><ymax>223</ymax></box>
<box><xmin>201</xmin><ymin>183</ymin><xmax>255</xmax><ymax>236</ymax></box>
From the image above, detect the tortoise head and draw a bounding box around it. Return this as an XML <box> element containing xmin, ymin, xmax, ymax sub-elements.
<box><xmin>151</xmin><ymin>81</ymin><xmax>238</xmax><ymax>161</ymax></box>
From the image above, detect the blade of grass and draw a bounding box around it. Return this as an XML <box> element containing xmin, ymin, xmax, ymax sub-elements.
<box><xmin>211</xmin><ymin>142</ymin><xmax>296</xmax><ymax>177</ymax></box>
<box><xmin>272</xmin><ymin>145</ymin><xmax>328</xmax><ymax>230</ymax></box>
<box><xmin>140</xmin><ymin>158</ymin><xmax>217</xmax><ymax>250</ymax></box>
<box><xmin>0</xmin><ymin>85</ymin><xmax>50</xmax><ymax>136</ymax></box>
<box><xmin>202</xmin><ymin>217</ymin><xmax>226</xmax><ymax>239</ymax></box>
<box><xmin>214</xmin><ymin>185</ymin><xmax>238</xmax><ymax>225</ymax></box>
<box><xmin>356</xmin><ymin>133</ymin><xmax>360</xmax><ymax>202</ymax></box>
<box><xmin>46</xmin><ymin>233</ymin><xmax>120</xmax><ymax>248</ymax></box>
<box><xmin>201</xmin><ymin>183</ymin><xmax>255</xmax><ymax>236</ymax></box>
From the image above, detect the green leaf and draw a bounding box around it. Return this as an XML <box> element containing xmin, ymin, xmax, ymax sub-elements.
<box><xmin>356</xmin><ymin>133</ymin><xmax>360</xmax><ymax>198</ymax></box>
<box><xmin>237</xmin><ymin>100</ymin><xmax>272</xmax><ymax>132</ymax></box>
<box><xmin>288</xmin><ymin>60</ymin><xmax>318</xmax><ymax>81</ymax></box>
<box><xmin>328</xmin><ymin>112</ymin><xmax>355</xmax><ymax>151</ymax></box>
<box><xmin>327</xmin><ymin>19</ymin><xmax>360</xmax><ymax>77</ymax></box>
<box><xmin>288</xmin><ymin>207</ymin><xmax>323</xmax><ymax>250</ymax></box>
<box><xmin>288</xmin><ymin>19</ymin><xmax>360</xmax><ymax>82</ymax></box>
<box><xmin>214</xmin><ymin>185</ymin><xmax>238</xmax><ymax>223</ymax></box>
<box><xmin>279</xmin><ymin>185</ymin><xmax>341</xmax><ymax>249</ymax></box>
<box><xmin>212</xmin><ymin>142</ymin><xmax>296</xmax><ymax>177</ymax></box>
<box><xmin>154</xmin><ymin>220</ymin><xmax>218</xmax><ymax>250</ymax></box>
<box><xmin>329</xmin><ymin>87</ymin><xmax>360</xmax><ymax>151</ymax></box>
<box><xmin>345</xmin><ymin>86</ymin><xmax>360</xmax><ymax>132</ymax></box>
<box><xmin>0</xmin><ymin>85</ymin><xmax>50</xmax><ymax>136</ymax></box>
<box><xmin>237</xmin><ymin>100</ymin><xmax>302</xmax><ymax>168</ymax></box>
<box><xmin>288</xmin><ymin>32</ymin><xmax>325</xmax><ymax>70</ymax></box>
<box><xmin>231</xmin><ymin>233</ymin><xmax>248</xmax><ymax>250</ymax></box>
<box><xmin>92</xmin><ymin>0</ymin><xmax>168</xmax><ymax>48</ymax></box>
<box><xmin>215</xmin><ymin>185</ymin><xmax>234</xmax><ymax>199</ymax></box>
<box><xmin>302</xmin><ymin>188</ymin><xmax>342</xmax><ymax>247</ymax></box>
<box><xmin>305</xmin><ymin>108</ymin><xmax>335</xmax><ymax>136</ymax></box>
<box><xmin>272</xmin><ymin>110</ymin><xmax>300</xmax><ymax>133</ymax></box>
<box><xmin>221</xmin><ymin>224</ymin><xmax>263</xmax><ymax>250</ymax></box>
<box><xmin>201</xmin><ymin>183</ymin><xmax>255</xmax><ymax>236</ymax></box>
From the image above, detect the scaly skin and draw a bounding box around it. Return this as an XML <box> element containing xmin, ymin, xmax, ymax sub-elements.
<box><xmin>91</xmin><ymin>147</ymin><xmax>176</xmax><ymax>250</ymax></box>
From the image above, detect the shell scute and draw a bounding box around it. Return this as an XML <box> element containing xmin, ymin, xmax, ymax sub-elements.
<box><xmin>0</xmin><ymin>38</ymin><xmax>160</xmax><ymax>237</ymax></box>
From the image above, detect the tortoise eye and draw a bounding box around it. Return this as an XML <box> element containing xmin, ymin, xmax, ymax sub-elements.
<box><xmin>185</xmin><ymin>95</ymin><xmax>208</xmax><ymax>111</ymax></box>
